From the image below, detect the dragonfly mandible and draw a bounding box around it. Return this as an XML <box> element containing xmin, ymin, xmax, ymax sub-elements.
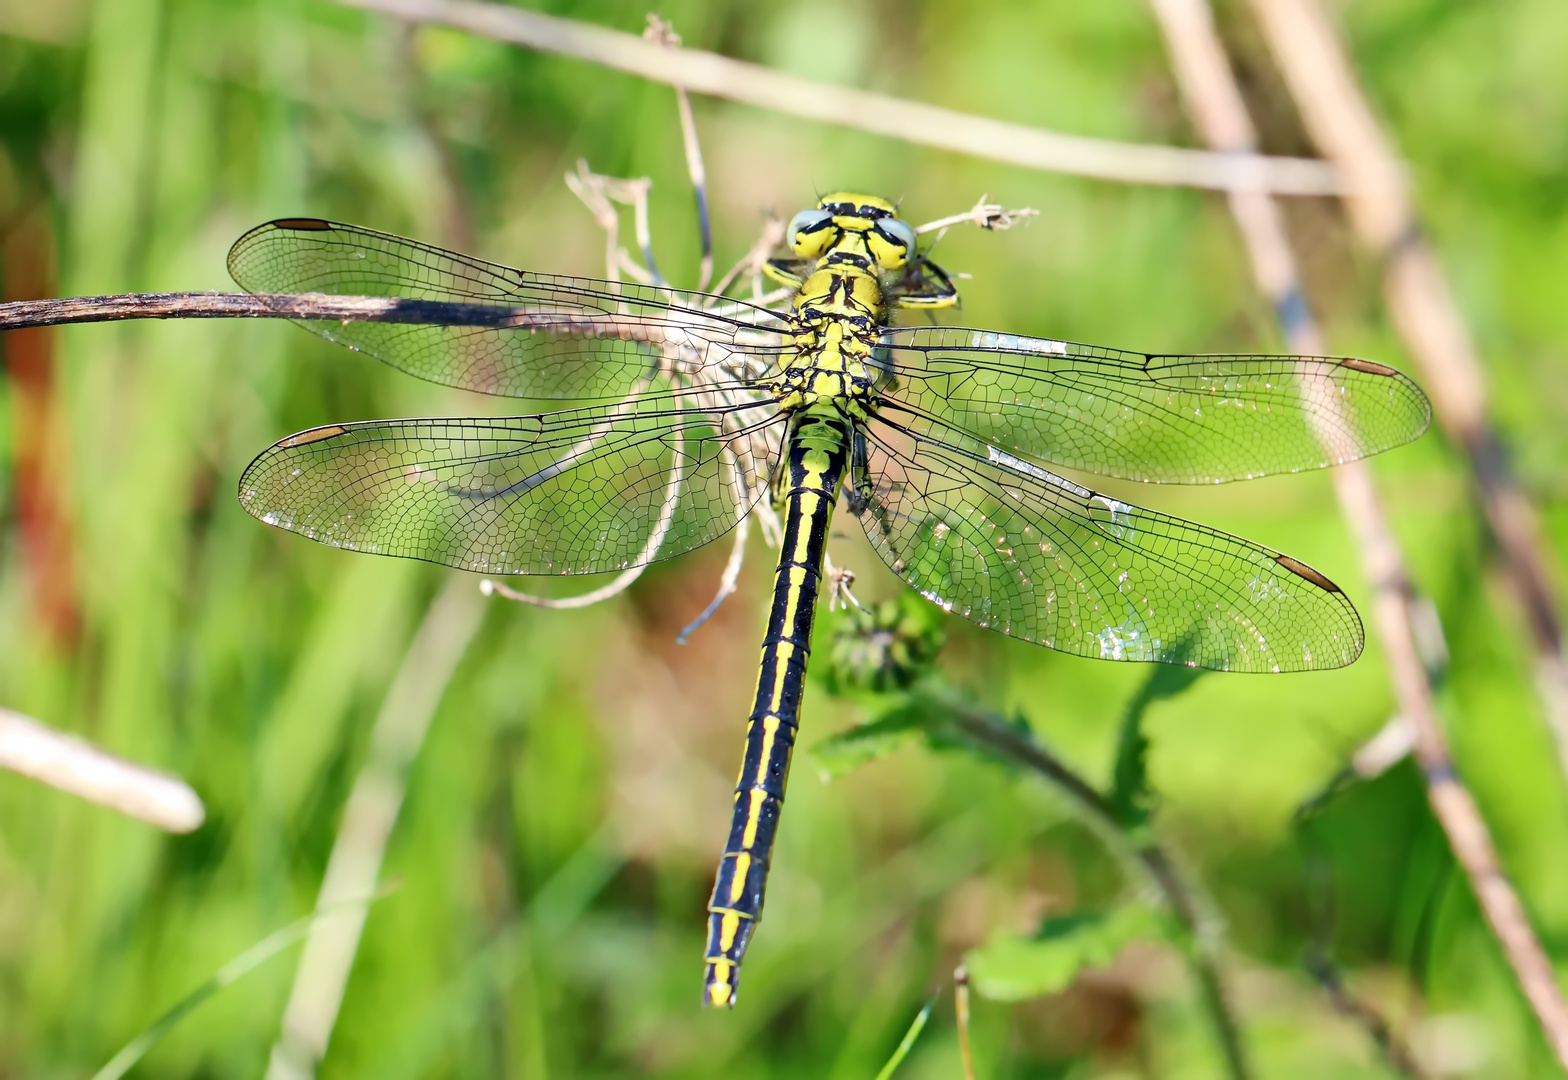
<box><xmin>229</xmin><ymin>194</ymin><xmax>1431</xmax><ymax>1008</ymax></box>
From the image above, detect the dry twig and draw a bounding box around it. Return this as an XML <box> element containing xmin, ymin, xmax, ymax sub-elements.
<box><xmin>0</xmin><ymin>291</ymin><xmax>627</xmax><ymax>332</ymax></box>
<box><xmin>1244</xmin><ymin>0</ymin><xmax>1568</xmax><ymax>804</ymax></box>
<box><xmin>0</xmin><ymin>707</ymin><xmax>204</xmax><ymax>833</ymax></box>
<box><xmin>337</xmin><ymin>0</ymin><xmax>1345</xmax><ymax>197</ymax></box>
<box><xmin>1147</xmin><ymin>0</ymin><xmax>1568</xmax><ymax>1070</ymax></box>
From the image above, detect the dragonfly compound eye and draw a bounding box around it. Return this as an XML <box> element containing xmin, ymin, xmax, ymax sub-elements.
<box><xmin>787</xmin><ymin>208</ymin><xmax>836</xmax><ymax>258</ymax></box>
<box><xmin>868</xmin><ymin>217</ymin><xmax>917</xmax><ymax>271</ymax></box>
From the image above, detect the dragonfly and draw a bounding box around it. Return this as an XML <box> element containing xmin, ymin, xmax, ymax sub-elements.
<box><xmin>229</xmin><ymin>193</ymin><xmax>1430</xmax><ymax>1008</ymax></box>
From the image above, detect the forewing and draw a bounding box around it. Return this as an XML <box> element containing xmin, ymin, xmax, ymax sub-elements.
<box><xmin>239</xmin><ymin>394</ymin><xmax>785</xmax><ymax>575</ymax></box>
<box><xmin>228</xmin><ymin>219</ymin><xmax>789</xmax><ymax>402</ymax></box>
<box><xmin>878</xmin><ymin>327</ymin><xmax>1430</xmax><ymax>484</ymax></box>
<box><xmin>852</xmin><ymin>406</ymin><xmax>1363</xmax><ymax>672</ymax></box>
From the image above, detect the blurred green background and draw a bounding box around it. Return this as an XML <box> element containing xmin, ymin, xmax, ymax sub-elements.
<box><xmin>1</xmin><ymin>0</ymin><xmax>1566</xmax><ymax>1076</ymax></box>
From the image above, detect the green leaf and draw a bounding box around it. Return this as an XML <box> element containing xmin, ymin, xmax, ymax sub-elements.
<box><xmin>1108</xmin><ymin>704</ymin><xmax>1155</xmax><ymax>831</ymax></box>
<box><xmin>964</xmin><ymin>905</ymin><xmax>1161</xmax><ymax>1002</ymax></box>
<box><xmin>810</xmin><ymin>696</ymin><xmax>945</xmax><ymax>780</ymax></box>
<box><xmin>1107</xmin><ymin>651</ymin><xmax>1207</xmax><ymax>830</ymax></box>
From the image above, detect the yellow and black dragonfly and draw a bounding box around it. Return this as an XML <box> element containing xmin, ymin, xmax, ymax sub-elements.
<box><xmin>229</xmin><ymin>194</ymin><xmax>1430</xmax><ymax>1008</ymax></box>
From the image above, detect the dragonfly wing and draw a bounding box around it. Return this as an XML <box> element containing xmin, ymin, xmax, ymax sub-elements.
<box><xmin>228</xmin><ymin>219</ymin><xmax>789</xmax><ymax>402</ymax></box>
<box><xmin>239</xmin><ymin>394</ymin><xmax>785</xmax><ymax>576</ymax></box>
<box><xmin>878</xmin><ymin>327</ymin><xmax>1430</xmax><ymax>484</ymax></box>
<box><xmin>851</xmin><ymin>405</ymin><xmax>1363</xmax><ymax>672</ymax></box>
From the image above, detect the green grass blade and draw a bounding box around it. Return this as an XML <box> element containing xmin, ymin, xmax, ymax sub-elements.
<box><xmin>870</xmin><ymin>990</ymin><xmax>938</xmax><ymax>1080</ymax></box>
<box><xmin>91</xmin><ymin>883</ymin><xmax>400</xmax><ymax>1080</ymax></box>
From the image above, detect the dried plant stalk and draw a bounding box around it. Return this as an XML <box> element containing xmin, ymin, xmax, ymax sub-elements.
<box><xmin>339</xmin><ymin>0</ymin><xmax>1345</xmax><ymax>196</ymax></box>
<box><xmin>0</xmin><ymin>707</ymin><xmax>204</xmax><ymax>833</ymax></box>
<box><xmin>1148</xmin><ymin>0</ymin><xmax>1568</xmax><ymax>1069</ymax></box>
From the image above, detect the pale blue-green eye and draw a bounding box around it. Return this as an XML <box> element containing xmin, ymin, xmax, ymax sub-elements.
<box><xmin>874</xmin><ymin>217</ymin><xmax>917</xmax><ymax>259</ymax></box>
<box><xmin>787</xmin><ymin>209</ymin><xmax>832</xmax><ymax>241</ymax></box>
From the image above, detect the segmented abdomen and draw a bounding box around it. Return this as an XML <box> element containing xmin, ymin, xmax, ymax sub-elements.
<box><xmin>703</xmin><ymin>410</ymin><xmax>850</xmax><ymax>1007</ymax></box>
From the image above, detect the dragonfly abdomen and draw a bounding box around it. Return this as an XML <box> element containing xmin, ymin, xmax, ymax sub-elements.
<box><xmin>703</xmin><ymin>409</ymin><xmax>850</xmax><ymax>1008</ymax></box>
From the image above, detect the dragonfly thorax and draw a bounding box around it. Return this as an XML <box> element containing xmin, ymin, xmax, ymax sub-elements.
<box><xmin>772</xmin><ymin>265</ymin><xmax>886</xmax><ymax>410</ymax></box>
<box><xmin>765</xmin><ymin>192</ymin><xmax>949</xmax><ymax>411</ymax></box>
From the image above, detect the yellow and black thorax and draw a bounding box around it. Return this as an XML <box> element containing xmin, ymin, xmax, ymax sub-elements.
<box><xmin>765</xmin><ymin>192</ymin><xmax>955</xmax><ymax>414</ymax></box>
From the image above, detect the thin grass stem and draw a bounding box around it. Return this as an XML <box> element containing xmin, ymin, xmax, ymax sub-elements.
<box><xmin>869</xmin><ymin>991</ymin><xmax>937</xmax><ymax>1080</ymax></box>
<box><xmin>92</xmin><ymin>884</ymin><xmax>399</xmax><ymax>1080</ymax></box>
<box><xmin>954</xmin><ymin>966</ymin><xmax>976</xmax><ymax>1080</ymax></box>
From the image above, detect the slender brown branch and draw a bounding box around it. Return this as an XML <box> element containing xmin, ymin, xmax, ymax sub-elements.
<box><xmin>0</xmin><ymin>291</ymin><xmax>681</xmax><ymax>345</ymax></box>
<box><xmin>942</xmin><ymin>700</ymin><xmax>1251</xmax><ymax>1080</ymax></box>
<box><xmin>1305</xmin><ymin>955</ymin><xmax>1429</xmax><ymax>1079</ymax></box>
<box><xmin>943</xmin><ymin>701</ymin><xmax>1114</xmax><ymax>819</ymax></box>
<box><xmin>1148</xmin><ymin>0</ymin><xmax>1568</xmax><ymax>1072</ymax></box>
<box><xmin>0</xmin><ymin>291</ymin><xmax>281</xmax><ymax>327</ymax></box>
<box><xmin>1245</xmin><ymin>0</ymin><xmax>1568</xmax><ymax>811</ymax></box>
<box><xmin>337</xmin><ymin>0</ymin><xmax>1344</xmax><ymax>197</ymax></box>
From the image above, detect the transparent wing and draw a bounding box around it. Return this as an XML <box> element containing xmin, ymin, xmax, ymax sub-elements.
<box><xmin>851</xmin><ymin>404</ymin><xmax>1363</xmax><ymax>672</ymax></box>
<box><xmin>238</xmin><ymin>392</ymin><xmax>786</xmax><ymax>576</ymax></box>
<box><xmin>227</xmin><ymin>219</ymin><xmax>790</xmax><ymax>402</ymax></box>
<box><xmin>878</xmin><ymin>327</ymin><xmax>1431</xmax><ymax>484</ymax></box>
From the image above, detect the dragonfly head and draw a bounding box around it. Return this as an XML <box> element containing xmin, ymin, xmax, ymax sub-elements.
<box><xmin>786</xmin><ymin>193</ymin><xmax>916</xmax><ymax>271</ymax></box>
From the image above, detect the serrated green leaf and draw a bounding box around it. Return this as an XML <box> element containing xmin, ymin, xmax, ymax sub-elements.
<box><xmin>810</xmin><ymin>697</ymin><xmax>943</xmax><ymax>780</ymax></box>
<box><xmin>964</xmin><ymin>904</ymin><xmax>1161</xmax><ymax>1002</ymax></box>
<box><xmin>1108</xmin><ymin>705</ymin><xmax>1155</xmax><ymax>831</ymax></box>
<box><xmin>1107</xmin><ymin>650</ymin><xmax>1207</xmax><ymax>830</ymax></box>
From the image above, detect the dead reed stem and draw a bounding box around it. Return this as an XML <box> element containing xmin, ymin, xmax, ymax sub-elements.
<box><xmin>1149</xmin><ymin>0</ymin><xmax>1568</xmax><ymax>1069</ymax></box>
<box><xmin>1245</xmin><ymin>0</ymin><xmax>1568</xmax><ymax>807</ymax></box>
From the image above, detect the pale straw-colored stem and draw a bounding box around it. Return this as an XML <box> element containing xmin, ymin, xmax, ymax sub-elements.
<box><xmin>565</xmin><ymin>160</ymin><xmax>627</xmax><ymax>285</ymax></box>
<box><xmin>482</xmin><ymin>570</ymin><xmax>647</xmax><ymax>610</ymax></box>
<box><xmin>677</xmin><ymin>446</ymin><xmax>753</xmax><ymax>644</ymax></box>
<box><xmin>1350</xmin><ymin>715</ymin><xmax>1416</xmax><ymax>780</ymax></box>
<box><xmin>644</xmin><ymin>16</ymin><xmax>715</xmax><ymax>292</ymax></box>
<box><xmin>0</xmin><ymin>707</ymin><xmax>204</xmax><ymax>833</ymax></box>
<box><xmin>711</xmin><ymin>216</ymin><xmax>786</xmax><ymax>301</ymax></box>
<box><xmin>483</xmin><ymin>394</ymin><xmax>691</xmax><ymax>611</ymax></box>
<box><xmin>266</xmin><ymin>576</ymin><xmax>485</xmax><ymax>1080</ymax></box>
<box><xmin>1245</xmin><ymin>0</ymin><xmax>1568</xmax><ymax>798</ymax></box>
<box><xmin>338</xmin><ymin>0</ymin><xmax>1345</xmax><ymax>197</ymax></box>
<box><xmin>480</xmin><ymin>166</ymin><xmax>704</xmax><ymax>614</ymax></box>
<box><xmin>1149</xmin><ymin>0</ymin><xmax>1568</xmax><ymax>1070</ymax></box>
<box><xmin>912</xmin><ymin>197</ymin><xmax>1038</xmax><ymax>235</ymax></box>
